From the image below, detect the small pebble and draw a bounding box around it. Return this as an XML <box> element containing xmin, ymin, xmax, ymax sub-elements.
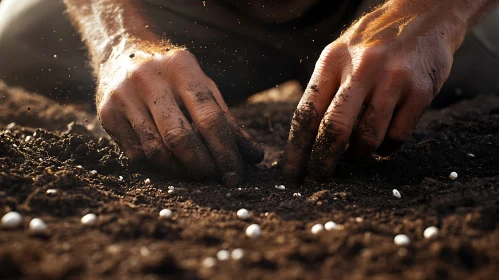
<box><xmin>159</xmin><ymin>209</ymin><xmax>173</xmax><ymax>219</ymax></box>
<box><xmin>245</xmin><ymin>224</ymin><xmax>261</xmax><ymax>239</ymax></box>
<box><xmin>216</xmin><ymin>250</ymin><xmax>230</xmax><ymax>261</ymax></box>
<box><xmin>293</xmin><ymin>193</ymin><xmax>302</xmax><ymax>198</ymax></box>
<box><xmin>393</xmin><ymin>189</ymin><xmax>401</xmax><ymax>199</ymax></box>
<box><xmin>275</xmin><ymin>185</ymin><xmax>286</xmax><ymax>190</ymax></box>
<box><xmin>1</xmin><ymin>212</ymin><xmax>22</xmax><ymax>229</ymax></box>
<box><xmin>144</xmin><ymin>178</ymin><xmax>151</xmax><ymax>184</ymax></box>
<box><xmin>355</xmin><ymin>217</ymin><xmax>364</xmax><ymax>223</ymax></box>
<box><xmin>25</xmin><ymin>136</ymin><xmax>32</xmax><ymax>142</ymax></box>
<box><xmin>236</xmin><ymin>209</ymin><xmax>250</xmax><ymax>220</ymax></box>
<box><xmin>394</xmin><ymin>234</ymin><xmax>410</xmax><ymax>246</ymax></box>
<box><xmin>6</xmin><ymin>122</ymin><xmax>16</xmax><ymax>130</ymax></box>
<box><xmin>29</xmin><ymin>218</ymin><xmax>47</xmax><ymax>233</ymax></box>
<box><xmin>231</xmin><ymin>248</ymin><xmax>244</xmax><ymax>260</ymax></box>
<box><xmin>46</xmin><ymin>189</ymin><xmax>57</xmax><ymax>195</ymax></box>
<box><xmin>90</xmin><ymin>170</ymin><xmax>97</xmax><ymax>175</ymax></box>
<box><xmin>324</xmin><ymin>221</ymin><xmax>339</xmax><ymax>231</ymax></box>
<box><xmin>202</xmin><ymin>257</ymin><xmax>217</xmax><ymax>268</ymax></box>
<box><xmin>423</xmin><ymin>226</ymin><xmax>439</xmax><ymax>239</ymax></box>
<box><xmin>311</xmin><ymin>223</ymin><xmax>324</xmax><ymax>234</ymax></box>
<box><xmin>81</xmin><ymin>213</ymin><xmax>97</xmax><ymax>226</ymax></box>
<box><xmin>449</xmin><ymin>172</ymin><xmax>458</xmax><ymax>181</ymax></box>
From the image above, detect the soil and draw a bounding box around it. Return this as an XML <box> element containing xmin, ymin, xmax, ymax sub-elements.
<box><xmin>1</xmin><ymin>80</ymin><xmax>499</xmax><ymax>279</ymax></box>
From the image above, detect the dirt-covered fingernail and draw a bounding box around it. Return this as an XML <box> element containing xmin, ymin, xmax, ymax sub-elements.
<box><xmin>223</xmin><ymin>171</ymin><xmax>241</xmax><ymax>187</ymax></box>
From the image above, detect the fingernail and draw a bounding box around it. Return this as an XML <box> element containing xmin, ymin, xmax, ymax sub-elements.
<box><xmin>223</xmin><ymin>172</ymin><xmax>241</xmax><ymax>187</ymax></box>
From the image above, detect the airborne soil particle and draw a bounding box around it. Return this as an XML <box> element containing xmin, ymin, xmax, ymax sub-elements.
<box><xmin>1</xmin><ymin>81</ymin><xmax>499</xmax><ymax>279</ymax></box>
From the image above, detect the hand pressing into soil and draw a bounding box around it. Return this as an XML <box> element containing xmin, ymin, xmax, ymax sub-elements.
<box><xmin>97</xmin><ymin>43</ymin><xmax>263</xmax><ymax>186</ymax></box>
<box><xmin>283</xmin><ymin>0</ymin><xmax>487</xmax><ymax>182</ymax></box>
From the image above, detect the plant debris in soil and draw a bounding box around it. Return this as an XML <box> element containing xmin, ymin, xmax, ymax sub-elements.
<box><xmin>1</xmin><ymin>81</ymin><xmax>499</xmax><ymax>279</ymax></box>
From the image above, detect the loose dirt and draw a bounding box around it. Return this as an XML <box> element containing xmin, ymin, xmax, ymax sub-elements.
<box><xmin>1</xmin><ymin>81</ymin><xmax>498</xmax><ymax>279</ymax></box>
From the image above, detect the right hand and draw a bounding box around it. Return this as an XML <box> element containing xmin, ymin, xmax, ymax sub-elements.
<box><xmin>96</xmin><ymin>42</ymin><xmax>264</xmax><ymax>186</ymax></box>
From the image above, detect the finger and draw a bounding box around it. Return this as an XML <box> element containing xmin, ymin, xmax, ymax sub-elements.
<box><xmin>131</xmin><ymin>67</ymin><xmax>217</xmax><ymax>179</ymax></box>
<box><xmin>206</xmin><ymin>78</ymin><xmax>264</xmax><ymax>164</ymax></box>
<box><xmin>176</xmin><ymin>74</ymin><xmax>244</xmax><ymax>187</ymax></box>
<box><xmin>283</xmin><ymin>45</ymin><xmax>344</xmax><ymax>181</ymax></box>
<box><xmin>377</xmin><ymin>91</ymin><xmax>431</xmax><ymax>156</ymax></box>
<box><xmin>347</xmin><ymin>78</ymin><xmax>402</xmax><ymax>157</ymax></box>
<box><xmin>99</xmin><ymin>107</ymin><xmax>145</xmax><ymax>161</ymax></box>
<box><xmin>307</xmin><ymin>82</ymin><xmax>369</xmax><ymax>180</ymax></box>
<box><xmin>123</xmin><ymin>97</ymin><xmax>182</xmax><ymax>169</ymax></box>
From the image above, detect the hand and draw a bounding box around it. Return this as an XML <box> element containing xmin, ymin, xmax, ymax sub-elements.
<box><xmin>97</xmin><ymin>42</ymin><xmax>264</xmax><ymax>186</ymax></box>
<box><xmin>283</xmin><ymin>4</ymin><xmax>458</xmax><ymax>182</ymax></box>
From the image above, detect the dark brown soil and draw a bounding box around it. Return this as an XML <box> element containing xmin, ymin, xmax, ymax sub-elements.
<box><xmin>1</xmin><ymin>81</ymin><xmax>499</xmax><ymax>279</ymax></box>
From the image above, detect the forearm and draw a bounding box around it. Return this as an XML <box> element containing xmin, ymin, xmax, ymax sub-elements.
<box><xmin>383</xmin><ymin>0</ymin><xmax>499</xmax><ymax>52</ymax></box>
<box><xmin>63</xmin><ymin>0</ymin><xmax>159</xmax><ymax>72</ymax></box>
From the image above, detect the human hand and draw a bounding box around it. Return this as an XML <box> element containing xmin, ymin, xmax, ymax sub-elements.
<box><xmin>283</xmin><ymin>3</ymin><xmax>461</xmax><ymax>181</ymax></box>
<box><xmin>97</xmin><ymin>42</ymin><xmax>263</xmax><ymax>186</ymax></box>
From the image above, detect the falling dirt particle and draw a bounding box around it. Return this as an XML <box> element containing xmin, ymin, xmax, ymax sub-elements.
<box><xmin>27</xmin><ymin>106</ymin><xmax>30</xmax><ymax>111</ymax></box>
<box><xmin>129</xmin><ymin>53</ymin><xmax>135</xmax><ymax>58</ymax></box>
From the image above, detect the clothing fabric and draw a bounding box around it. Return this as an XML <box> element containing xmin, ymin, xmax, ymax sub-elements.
<box><xmin>0</xmin><ymin>0</ymin><xmax>497</xmax><ymax>105</ymax></box>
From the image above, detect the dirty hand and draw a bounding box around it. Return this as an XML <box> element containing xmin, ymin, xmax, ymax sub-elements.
<box><xmin>97</xmin><ymin>42</ymin><xmax>263</xmax><ymax>186</ymax></box>
<box><xmin>283</xmin><ymin>2</ymin><xmax>465</xmax><ymax>181</ymax></box>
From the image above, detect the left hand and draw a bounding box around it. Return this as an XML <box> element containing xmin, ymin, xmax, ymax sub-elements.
<box><xmin>283</xmin><ymin>3</ymin><xmax>459</xmax><ymax>182</ymax></box>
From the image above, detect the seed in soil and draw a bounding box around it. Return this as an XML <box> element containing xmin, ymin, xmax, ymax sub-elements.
<box><xmin>144</xmin><ymin>178</ymin><xmax>151</xmax><ymax>184</ymax></box>
<box><xmin>423</xmin><ymin>226</ymin><xmax>439</xmax><ymax>239</ymax></box>
<box><xmin>394</xmin><ymin>234</ymin><xmax>410</xmax><ymax>246</ymax></box>
<box><xmin>311</xmin><ymin>224</ymin><xmax>324</xmax><ymax>234</ymax></box>
<box><xmin>168</xmin><ymin>189</ymin><xmax>175</xmax><ymax>195</ymax></box>
<box><xmin>118</xmin><ymin>176</ymin><xmax>123</xmax><ymax>181</ymax></box>
<box><xmin>275</xmin><ymin>185</ymin><xmax>286</xmax><ymax>190</ymax></box>
<box><xmin>231</xmin><ymin>248</ymin><xmax>244</xmax><ymax>260</ymax></box>
<box><xmin>159</xmin><ymin>209</ymin><xmax>173</xmax><ymax>219</ymax></box>
<box><xmin>46</xmin><ymin>189</ymin><xmax>58</xmax><ymax>195</ymax></box>
<box><xmin>202</xmin><ymin>257</ymin><xmax>217</xmax><ymax>268</ymax></box>
<box><xmin>324</xmin><ymin>221</ymin><xmax>339</xmax><ymax>231</ymax></box>
<box><xmin>81</xmin><ymin>213</ymin><xmax>97</xmax><ymax>226</ymax></box>
<box><xmin>237</xmin><ymin>209</ymin><xmax>250</xmax><ymax>220</ymax></box>
<box><xmin>467</xmin><ymin>153</ymin><xmax>475</xmax><ymax>158</ymax></box>
<box><xmin>449</xmin><ymin>172</ymin><xmax>458</xmax><ymax>180</ymax></box>
<box><xmin>293</xmin><ymin>193</ymin><xmax>302</xmax><ymax>198</ymax></box>
<box><xmin>29</xmin><ymin>218</ymin><xmax>47</xmax><ymax>233</ymax></box>
<box><xmin>90</xmin><ymin>170</ymin><xmax>97</xmax><ymax>175</ymax></box>
<box><xmin>246</xmin><ymin>224</ymin><xmax>261</xmax><ymax>239</ymax></box>
<box><xmin>1</xmin><ymin>211</ymin><xmax>22</xmax><ymax>229</ymax></box>
<box><xmin>216</xmin><ymin>250</ymin><xmax>230</xmax><ymax>261</ymax></box>
<box><xmin>393</xmin><ymin>189</ymin><xmax>401</xmax><ymax>199</ymax></box>
<box><xmin>76</xmin><ymin>165</ymin><xmax>83</xmax><ymax>169</ymax></box>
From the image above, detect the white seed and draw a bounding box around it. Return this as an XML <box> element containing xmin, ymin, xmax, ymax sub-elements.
<box><xmin>25</xmin><ymin>136</ymin><xmax>32</xmax><ymax>142</ymax></box>
<box><xmin>76</xmin><ymin>165</ymin><xmax>83</xmax><ymax>169</ymax></box>
<box><xmin>394</xmin><ymin>234</ymin><xmax>410</xmax><ymax>246</ymax></box>
<box><xmin>90</xmin><ymin>170</ymin><xmax>97</xmax><ymax>175</ymax></box>
<box><xmin>392</xmin><ymin>189</ymin><xmax>401</xmax><ymax>199</ymax></box>
<box><xmin>311</xmin><ymin>223</ymin><xmax>324</xmax><ymax>234</ymax></box>
<box><xmin>29</xmin><ymin>218</ymin><xmax>47</xmax><ymax>233</ymax></box>
<box><xmin>324</xmin><ymin>221</ymin><xmax>339</xmax><ymax>231</ymax></box>
<box><xmin>1</xmin><ymin>212</ymin><xmax>22</xmax><ymax>229</ymax></box>
<box><xmin>423</xmin><ymin>226</ymin><xmax>439</xmax><ymax>239</ymax></box>
<box><xmin>159</xmin><ymin>209</ymin><xmax>173</xmax><ymax>219</ymax></box>
<box><xmin>144</xmin><ymin>178</ymin><xmax>151</xmax><ymax>184</ymax></box>
<box><xmin>355</xmin><ymin>217</ymin><xmax>364</xmax><ymax>223</ymax></box>
<box><xmin>216</xmin><ymin>250</ymin><xmax>230</xmax><ymax>261</ymax></box>
<box><xmin>6</xmin><ymin>122</ymin><xmax>16</xmax><ymax>130</ymax></box>
<box><xmin>293</xmin><ymin>193</ymin><xmax>302</xmax><ymax>198</ymax></box>
<box><xmin>275</xmin><ymin>185</ymin><xmax>286</xmax><ymax>190</ymax></box>
<box><xmin>168</xmin><ymin>186</ymin><xmax>175</xmax><ymax>190</ymax></box>
<box><xmin>245</xmin><ymin>224</ymin><xmax>261</xmax><ymax>239</ymax></box>
<box><xmin>168</xmin><ymin>189</ymin><xmax>175</xmax><ymax>195</ymax></box>
<box><xmin>81</xmin><ymin>213</ymin><xmax>97</xmax><ymax>226</ymax></box>
<box><xmin>467</xmin><ymin>153</ymin><xmax>475</xmax><ymax>158</ymax></box>
<box><xmin>231</xmin><ymin>248</ymin><xmax>244</xmax><ymax>260</ymax></box>
<box><xmin>236</xmin><ymin>209</ymin><xmax>250</xmax><ymax>220</ymax></box>
<box><xmin>46</xmin><ymin>189</ymin><xmax>57</xmax><ymax>195</ymax></box>
<box><xmin>118</xmin><ymin>176</ymin><xmax>123</xmax><ymax>181</ymax></box>
<box><xmin>202</xmin><ymin>257</ymin><xmax>217</xmax><ymax>268</ymax></box>
<box><xmin>449</xmin><ymin>172</ymin><xmax>458</xmax><ymax>181</ymax></box>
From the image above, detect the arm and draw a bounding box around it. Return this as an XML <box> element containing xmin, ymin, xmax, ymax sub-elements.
<box><xmin>64</xmin><ymin>0</ymin><xmax>264</xmax><ymax>186</ymax></box>
<box><xmin>283</xmin><ymin>0</ymin><xmax>498</xmax><ymax>181</ymax></box>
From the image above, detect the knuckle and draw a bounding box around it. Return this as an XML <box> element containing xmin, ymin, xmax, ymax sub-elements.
<box><xmin>357</xmin><ymin>130</ymin><xmax>381</xmax><ymax>149</ymax></box>
<box><xmin>316</xmin><ymin>43</ymin><xmax>344</xmax><ymax>74</ymax></box>
<box><xmin>322</xmin><ymin>113</ymin><xmax>351</xmax><ymax>139</ymax></box>
<box><xmin>167</xmin><ymin>49</ymin><xmax>196</xmax><ymax>67</ymax></box>
<box><xmin>196</xmin><ymin>105</ymin><xmax>225</xmax><ymax>129</ymax></box>
<box><xmin>129</xmin><ymin>61</ymin><xmax>156</xmax><ymax>82</ymax></box>
<box><xmin>162</xmin><ymin>127</ymin><xmax>192</xmax><ymax>149</ymax></box>
<box><xmin>143</xmin><ymin>143</ymin><xmax>165</xmax><ymax>162</ymax></box>
<box><xmin>291</xmin><ymin>102</ymin><xmax>320</xmax><ymax>130</ymax></box>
